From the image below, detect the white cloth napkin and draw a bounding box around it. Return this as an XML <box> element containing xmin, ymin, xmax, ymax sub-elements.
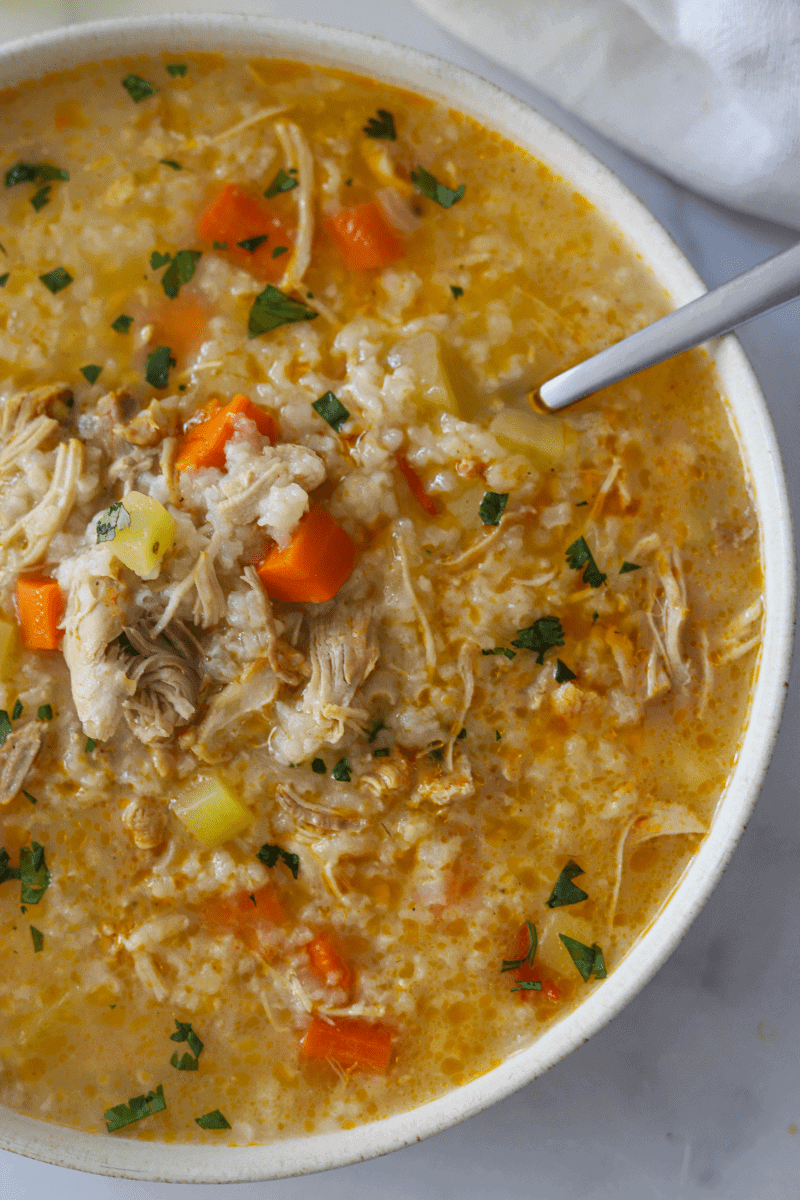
<box><xmin>411</xmin><ymin>0</ymin><xmax>800</xmax><ymax>230</ymax></box>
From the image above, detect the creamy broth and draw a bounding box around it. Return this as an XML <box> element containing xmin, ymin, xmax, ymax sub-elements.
<box><xmin>0</xmin><ymin>54</ymin><xmax>761</xmax><ymax>1143</ymax></box>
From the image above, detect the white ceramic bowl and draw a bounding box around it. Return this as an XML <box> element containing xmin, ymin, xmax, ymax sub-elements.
<box><xmin>0</xmin><ymin>13</ymin><xmax>793</xmax><ymax>1184</ymax></box>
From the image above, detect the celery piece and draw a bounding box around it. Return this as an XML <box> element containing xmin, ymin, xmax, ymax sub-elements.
<box><xmin>109</xmin><ymin>491</ymin><xmax>176</xmax><ymax>579</ymax></box>
<box><xmin>172</xmin><ymin>774</ymin><xmax>252</xmax><ymax>847</ymax></box>
<box><xmin>489</xmin><ymin>408</ymin><xmax>566</xmax><ymax>467</ymax></box>
<box><xmin>387</xmin><ymin>332</ymin><xmax>458</xmax><ymax>415</ymax></box>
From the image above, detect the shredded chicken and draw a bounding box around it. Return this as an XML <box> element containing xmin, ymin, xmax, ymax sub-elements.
<box><xmin>411</xmin><ymin>753</ymin><xmax>474</xmax><ymax>807</ymax></box>
<box><xmin>646</xmin><ymin>550</ymin><xmax>691</xmax><ymax>690</ymax></box>
<box><xmin>716</xmin><ymin>597</ymin><xmax>763</xmax><ymax>665</ymax></box>
<box><xmin>153</xmin><ymin>536</ymin><xmax>224</xmax><ymax>635</ymax></box>
<box><xmin>122</xmin><ymin>798</ymin><xmax>168</xmax><ymax>850</ymax></box>
<box><xmin>208</xmin><ymin>104</ymin><xmax>287</xmax><ymax>144</ymax></box>
<box><xmin>358</xmin><ymin>755</ymin><xmax>410</xmax><ymax>802</ymax></box>
<box><xmin>444</xmin><ymin>642</ymin><xmax>475</xmax><ymax>770</ymax></box>
<box><xmin>275</xmin><ymin>120</ymin><xmax>314</xmax><ymax>291</ymax></box>
<box><xmin>115</xmin><ymin>398</ymin><xmax>177</xmax><ymax>447</ymax></box>
<box><xmin>0</xmin><ymin>438</ymin><xmax>84</xmax><ymax>569</ymax></box>
<box><xmin>609</xmin><ymin>803</ymin><xmax>706</xmax><ymax>922</ymax></box>
<box><xmin>303</xmin><ymin>601</ymin><xmax>379</xmax><ymax>738</ymax></box>
<box><xmin>193</xmin><ymin>657</ymin><xmax>281</xmax><ymax>762</ymax></box>
<box><xmin>106</xmin><ymin>445</ymin><xmax>157</xmax><ymax>494</ymax></box>
<box><xmin>276</xmin><ymin>783</ymin><xmax>368</xmax><ymax>833</ymax></box>
<box><xmin>63</xmin><ymin>571</ymin><xmax>135</xmax><ymax>741</ymax></box>
<box><xmin>241</xmin><ymin>566</ymin><xmax>304</xmax><ymax>685</ymax></box>
<box><xmin>0</xmin><ymin>721</ymin><xmax>44</xmax><ymax>805</ymax></box>
<box><xmin>217</xmin><ymin>443</ymin><xmax>325</xmax><ymax>528</ymax></box>
<box><xmin>0</xmin><ymin>383</ymin><xmax>67</xmax><ymax>477</ymax></box>
<box><xmin>394</xmin><ymin>533</ymin><xmax>436</xmax><ymax>671</ymax></box>
<box><xmin>121</xmin><ymin>623</ymin><xmax>200</xmax><ymax>745</ymax></box>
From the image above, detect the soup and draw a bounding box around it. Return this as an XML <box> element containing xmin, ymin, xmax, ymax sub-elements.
<box><xmin>0</xmin><ymin>53</ymin><xmax>762</xmax><ymax>1144</ymax></box>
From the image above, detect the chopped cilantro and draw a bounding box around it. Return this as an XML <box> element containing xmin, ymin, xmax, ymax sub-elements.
<box><xmin>457</xmin><ymin>727</ymin><xmax>467</xmax><ymax>740</ymax></box>
<box><xmin>37</xmin><ymin>704</ymin><xmax>52</xmax><ymax>721</ymax></box>
<box><xmin>0</xmin><ymin>710</ymin><xmax>10</xmax><ymax>745</ymax></box>
<box><xmin>257</xmin><ymin>843</ymin><xmax>300</xmax><ymax>880</ymax></box>
<box><xmin>264</xmin><ymin>168</ymin><xmax>299</xmax><ymax>198</ymax></box>
<box><xmin>195</xmin><ymin>1109</ymin><xmax>230</xmax><ymax>1130</ymax></box>
<box><xmin>364</xmin><ymin>718</ymin><xmax>388</xmax><ymax>743</ymax></box>
<box><xmin>22</xmin><ymin>790</ymin><xmax>37</xmax><ymax>805</ymax></box>
<box><xmin>85</xmin><ymin>738</ymin><xmax>97</xmax><ymax>753</ymax></box>
<box><xmin>501</xmin><ymin>920</ymin><xmax>537</xmax><ymax>972</ymax></box>
<box><xmin>546</xmin><ymin>860</ymin><xmax>589</xmax><ymax>908</ymax></box>
<box><xmin>511</xmin><ymin>980</ymin><xmax>543</xmax><ymax>992</ymax></box>
<box><xmin>312</xmin><ymin>391</ymin><xmax>350</xmax><ymax>432</ymax></box>
<box><xmin>5</xmin><ymin>162</ymin><xmax>68</xmax><ymax>187</ymax></box>
<box><xmin>575</xmin><ymin>500</ymin><xmax>588</xmax><ymax>507</ymax></box>
<box><xmin>122</xmin><ymin>74</ymin><xmax>158</xmax><ymax>103</ymax></box>
<box><xmin>511</xmin><ymin>616</ymin><xmax>564</xmax><ymax>664</ymax></box>
<box><xmin>272</xmin><ymin>245</ymin><xmax>288</xmax><ymax>258</ymax></box>
<box><xmin>479</xmin><ymin>491</ymin><xmax>508</xmax><ymax>526</ymax></box>
<box><xmin>374</xmin><ymin>747</ymin><xmax>391</xmax><ymax>757</ymax></box>
<box><xmin>237</xmin><ymin>234</ymin><xmax>268</xmax><ymax>253</ymax></box>
<box><xmin>96</xmin><ymin>500</ymin><xmax>131</xmax><ymax>543</ymax></box>
<box><xmin>11</xmin><ymin>700</ymin><xmax>22</xmax><ymax>720</ymax></box>
<box><xmin>592</xmin><ymin>611</ymin><xmax>599</xmax><ymax>623</ymax></box>
<box><xmin>554</xmin><ymin>659</ymin><xmax>576</xmax><ymax>684</ymax></box>
<box><xmin>166</xmin><ymin>63</ymin><xmax>188</xmax><ymax>77</ymax></box>
<box><xmin>30</xmin><ymin>185</ymin><xmax>52</xmax><ymax>211</ymax></box>
<box><xmin>146</xmin><ymin>345</ymin><xmax>175</xmax><ymax>390</ymax></box>
<box><xmin>111</xmin><ymin>313</ymin><xmax>133</xmax><ymax>333</ymax></box>
<box><xmin>150</xmin><ymin>250</ymin><xmax>172</xmax><ymax>269</ymax></box>
<box><xmin>104</xmin><ymin>1084</ymin><xmax>166</xmax><ymax>1132</ymax></box>
<box><xmin>0</xmin><ymin>847</ymin><xmax>17</xmax><ymax>885</ymax></box>
<box><xmin>566</xmin><ymin>536</ymin><xmax>607</xmax><ymax>588</ymax></box>
<box><xmin>620</xmin><ymin>561</ymin><xmax>641</xmax><ymax>574</ymax></box>
<box><xmin>161</xmin><ymin>249</ymin><xmax>202</xmax><ymax>298</ymax></box>
<box><xmin>450</xmin><ymin>285</ymin><xmax>464</xmax><ymax>299</ymax></box>
<box><xmin>0</xmin><ymin>273</ymin><xmax>8</xmax><ymax>287</ymax></box>
<box><xmin>411</xmin><ymin>164</ymin><xmax>465</xmax><ymax>209</ymax></box>
<box><xmin>19</xmin><ymin>842</ymin><xmax>50</xmax><ymax>904</ymax></box>
<box><xmin>311</xmin><ymin>757</ymin><xmax>327</xmax><ymax>774</ymax></box>
<box><xmin>80</xmin><ymin>364</ymin><xmax>102</xmax><ymax>384</ymax></box>
<box><xmin>482</xmin><ymin>647</ymin><xmax>516</xmax><ymax>660</ymax></box>
<box><xmin>30</xmin><ymin>925</ymin><xmax>43</xmax><ymax>952</ymax></box>
<box><xmin>363</xmin><ymin>108</ymin><xmax>396</xmax><ymax>139</ymax></box>
<box><xmin>248</xmin><ymin>284</ymin><xmax>317</xmax><ymax>338</ymax></box>
<box><xmin>428</xmin><ymin>746</ymin><xmax>444</xmax><ymax>763</ymax></box>
<box><xmin>345</xmin><ymin>178</ymin><xmax>353</xmax><ymax>186</ymax></box>
<box><xmin>495</xmin><ymin>730</ymin><xmax>502</xmax><ymax>741</ymax></box>
<box><xmin>159</xmin><ymin>159</ymin><xmax>182</xmax><ymax>170</ymax></box>
<box><xmin>213</xmin><ymin>240</ymin><xmax>228</xmax><ymax>250</ymax></box>
<box><xmin>332</xmin><ymin>758</ymin><xmax>351</xmax><ymax>782</ymax></box>
<box><xmin>559</xmin><ymin>934</ymin><xmax>607</xmax><ymax>981</ymax></box>
<box><xmin>39</xmin><ymin>267</ymin><xmax>72</xmax><ymax>294</ymax></box>
<box><xmin>170</xmin><ymin>1019</ymin><xmax>204</xmax><ymax>1069</ymax></box>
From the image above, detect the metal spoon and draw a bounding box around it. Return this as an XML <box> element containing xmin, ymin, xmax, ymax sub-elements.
<box><xmin>536</xmin><ymin>241</ymin><xmax>800</xmax><ymax>411</ymax></box>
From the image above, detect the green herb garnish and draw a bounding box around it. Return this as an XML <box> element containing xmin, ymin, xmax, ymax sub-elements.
<box><xmin>161</xmin><ymin>249</ymin><xmax>202</xmax><ymax>298</ymax></box>
<box><xmin>374</xmin><ymin>747</ymin><xmax>390</xmax><ymax>757</ymax></box>
<box><xmin>311</xmin><ymin>758</ymin><xmax>327</xmax><ymax>774</ymax></box>
<box><xmin>619</xmin><ymin>561</ymin><xmax>641</xmax><ymax>574</ymax></box>
<box><xmin>5</xmin><ymin>162</ymin><xmax>68</xmax><ymax>187</ymax></box>
<box><xmin>511</xmin><ymin>980</ymin><xmax>542</xmax><ymax>992</ymax></box>
<box><xmin>195</xmin><ymin>1109</ymin><xmax>230</xmax><ymax>1130</ymax></box>
<box><xmin>213</xmin><ymin>240</ymin><xmax>228</xmax><ymax>250</ymax></box>
<box><xmin>0</xmin><ymin>273</ymin><xmax>8</xmax><ymax>287</ymax></box>
<box><xmin>575</xmin><ymin>500</ymin><xmax>588</xmax><ymax>507</ymax></box>
<box><xmin>264</xmin><ymin>168</ymin><xmax>299</xmax><ymax>198</ymax></box>
<box><xmin>332</xmin><ymin>758</ymin><xmax>351</xmax><ymax>782</ymax></box>
<box><xmin>111</xmin><ymin>313</ymin><xmax>133</xmax><ymax>333</ymax></box>
<box><xmin>559</xmin><ymin>934</ymin><xmax>607</xmax><ymax>982</ymax></box>
<box><xmin>122</xmin><ymin>74</ymin><xmax>159</xmax><ymax>103</ymax></box>
<box><xmin>411</xmin><ymin>164</ymin><xmax>465</xmax><ymax>209</ymax></box>
<box><xmin>150</xmin><ymin>250</ymin><xmax>172</xmax><ymax>269</ymax></box>
<box><xmin>30</xmin><ymin>925</ymin><xmax>44</xmax><ymax>952</ymax></box>
<box><xmin>511</xmin><ymin>616</ymin><xmax>564</xmax><ymax>664</ymax></box>
<box><xmin>104</xmin><ymin>1084</ymin><xmax>166</xmax><ymax>1132</ymax></box>
<box><xmin>272</xmin><ymin>245</ymin><xmax>288</xmax><ymax>258</ymax></box>
<box><xmin>80</xmin><ymin>364</ymin><xmax>102</xmax><ymax>384</ymax></box>
<box><xmin>457</xmin><ymin>727</ymin><xmax>467</xmax><ymax>739</ymax></box>
<box><xmin>554</xmin><ymin>659</ymin><xmax>576</xmax><ymax>684</ymax></box>
<box><xmin>39</xmin><ymin>267</ymin><xmax>72</xmax><ymax>294</ymax></box>
<box><xmin>546</xmin><ymin>860</ymin><xmax>588</xmax><ymax>908</ymax></box>
<box><xmin>482</xmin><ymin>647</ymin><xmax>516</xmax><ymax>660</ymax></box>
<box><xmin>37</xmin><ymin>704</ymin><xmax>52</xmax><ymax>721</ymax></box>
<box><xmin>30</xmin><ymin>185</ymin><xmax>52</xmax><ymax>211</ymax></box>
<box><xmin>248</xmin><ymin>284</ymin><xmax>317</xmax><ymax>338</ymax></box>
<box><xmin>96</xmin><ymin>500</ymin><xmax>131</xmax><ymax>543</ymax></box>
<box><xmin>166</xmin><ymin>63</ymin><xmax>188</xmax><ymax>77</ymax></box>
<box><xmin>450</xmin><ymin>285</ymin><xmax>463</xmax><ymax>299</ymax></box>
<box><xmin>363</xmin><ymin>108</ymin><xmax>396</xmax><ymax>139</ymax></box>
<box><xmin>22</xmin><ymin>790</ymin><xmax>37</xmax><ymax>805</ymax></box>
<box><xmin>566</xmin><ymin>536</ymin><xmax>607</xmax><ymax>588</ymax></box>
<box><xmin>257</xmin><ymin>842</ymin><xmax>300</xmax><ymax>880</ymax></box>
<box><xmin>479</xmin><ymin>491</ymin><xmax>508</xmax><ymax>526</ymax></box>
<box><xmin>160</xmin><ymin>159</ymin><xmax>182</xmax><ymax>170</ymax></box>
<box><xmin>19</xmin><ymin>842</ymin><xmax>50</xmax><ymax>904</ymax></box>
<box><xmin>0</xmin><ymin>710</ymin><xmax>11</xmax><ymax>746</ymax></box>
<box><xmin>170</xmin><ymin>1019</ymin><xmax>204</xmax><ymax>1070</ymax></box>
<box><xmin>501</xmin><ymin>920</ymin><xmax>537</xmax><ymax>973</ymax></box>
<box><xmin>237</xmin><ymin>234</ymin><xmax>268</xmax><ymax>253</ymax></box>
<box><xmin>85</xmin><ymin>738</ymin><xmax>96</xmax><ymax>753</ymax></box>
<box><xmin>364</xmin><ymin>718</ymin><xmax>388</xmax><ymax>743</ymax></box>
<box><xmin>312</xmin><ymin>391</ymin><xmax>350</xmax><ymax>432</ymax></box>
<box><xmin>146</xmin><ymin>345</ymin><xmax>175</xmax><ymax>390</ymax></box>
<box><xmin>12</xmin><ymin>700</ymin><xmax>22</xmax><ymax>720</ymax></box>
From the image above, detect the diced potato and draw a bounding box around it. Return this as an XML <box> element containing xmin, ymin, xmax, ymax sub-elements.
<box><xmin>172</xmin><ymin>774</ymin><xmax>253</xmax><ymax>847</ymax></box>
<box><xmin>0</xmin><ymin>619</ymin><xmax>17</xmax><ymax>677</ymax></box>
<box><xmin>388</xmin><ymin>332</ymin><xmax>459</xmax><ymax>415</ymax></box>
<box><xmin>110</xmin><ymin>491</ymin><xmax>176</xmax><ymax>579</ymax></box>
<box><xmin>489</xmin><ymin>408</ymin><xmax>567</xmax><ymax>467</ymax></box>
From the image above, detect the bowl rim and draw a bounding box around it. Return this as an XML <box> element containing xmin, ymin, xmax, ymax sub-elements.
<box><xmin>0</xmin><ymin>12</ymin><xmax>794</xmax><ymax>1185</ymax></box>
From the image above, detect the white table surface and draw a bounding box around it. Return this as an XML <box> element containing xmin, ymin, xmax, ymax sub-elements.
<box><xmin>1</xmin><ymin>1</ymin><xmax>798</xmax><ymax>1196</ymax></box>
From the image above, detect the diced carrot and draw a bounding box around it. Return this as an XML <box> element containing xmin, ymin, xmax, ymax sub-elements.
<box><xmin>150</xmin><ymin>297</ymin><xmax>208</xmax><ymax>363</ymax></box>
<box><xmin>256</xmin><ymin>503</ymin><xmax>359</xmax><ymax>604</ymax></box>
<box><xmin>16</xmin><ymin>576</ymin><xmax>64</xmax><ymax>650</ymax></box>
<box><xmin>326</xmin><ymin>202</ymin><xmax>405</xmax><ymax>270</ymax></box>
<box><xmin>302</xmin><ymin>1016</ymin><xmax>393</xmax><ymax>1073</ymax></box>
<box><xmin>305</xmin><ymin>932</ymin><xmax>355</xmax><ymax>997</ymax></box>
<box><xmin>176</xmin><ymin>394</ymin><xmax>279</xmax><ymax>472</ymax></box>
<box><xmin>396</xmin><ymin>454</ymin><xmax>439</xmax><ymax>517</ymax></box>
<box><xmin>203</xmin><ymin>883</ymin><xmax>285</xmax><ymax>952</ymax></box>
<box><xmin>197</xmin><ymin>184</ymin><xmax>294</xmax><ymax>282</ymax></box>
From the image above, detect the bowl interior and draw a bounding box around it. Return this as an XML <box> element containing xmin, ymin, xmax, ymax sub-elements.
<box><xmin>0</xmin><ymin>13</ymin><xmax>793</xmax><ymax>1183</ymax></box>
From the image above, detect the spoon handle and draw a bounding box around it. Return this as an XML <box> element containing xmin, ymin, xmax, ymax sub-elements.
<box><xmin>537</xmin><ymin>241</ymin><xmax>800</xmax><ymax>411</ymax></box>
